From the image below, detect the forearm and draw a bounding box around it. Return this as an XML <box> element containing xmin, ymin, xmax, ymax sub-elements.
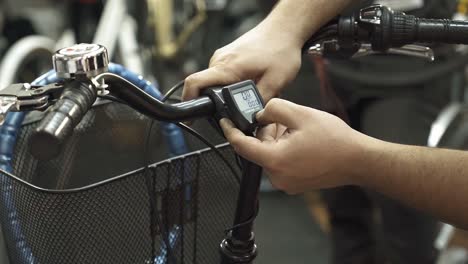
<box><xmin>258</xmin><ymin>0</ymin><xmax>354</xmax><ymax>46</ymax></box>
<box><xmin>356</xmin><ymin>138</ymin><xmax>468</xmax><ymax>228</ymax></box>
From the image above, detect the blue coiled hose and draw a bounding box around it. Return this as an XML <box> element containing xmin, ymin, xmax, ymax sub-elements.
<box><xmin>0</xmin><ymin>64</ymin><xmax>188</xmax><ymax>263</ymax></box>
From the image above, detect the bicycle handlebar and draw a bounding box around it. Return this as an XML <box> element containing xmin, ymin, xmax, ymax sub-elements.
<box><xmin>29</xmin><ymin>81</ymin><xmax>97</xmax><ymax>160</ymax></box>
<box><xmin>401</xmin><ymin>18</ymin><xmax>468</xmax><ymax>45</ymax></box>
<box><xmin>306</xmin><ymin>5</ymin><xmax>468</xmax><ymax>57</ymax></box>
<box><xmin>99</xmin><ymin>73</ymin><xmax>216</xmax><ymax>122</ymax></box>
<box><xmin>27</xmin><ymin>73</ymin><xmax>215</xmax><ymax>160</ymax></box>
<box><xmin>362</xmin><ymin>5</ymin><xmax>468</xmax><ymax>50</ymax></box>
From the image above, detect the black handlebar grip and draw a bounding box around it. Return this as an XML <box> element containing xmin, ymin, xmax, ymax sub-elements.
<box><xmin>369</xmin><ymin>6</ymin><xmax>468</xmax><ymax>51</ymax></box>
<box><xmin>388</xmin><ymin>13</ymin><xmax>417</xmax><ymax>48</ymax></box>
<box><xmin>414</xmin><ymin>18</ymin><xmax>468</xmax><ymax>44</ymax></box>
<box><xmin>388</xmin><ymin>14</ymin><xmax>468</xmax><ymax>48</ymax></box>
<box><xmin>29</xmin><ymin>81</ymin><xmax>97</xmax><ymax>160</ymax></box>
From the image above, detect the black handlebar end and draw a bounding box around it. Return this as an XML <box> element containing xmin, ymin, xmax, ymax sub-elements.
<box><xmin>29</xmin><ymin>111</ymin><xmax>74</xmax><ymax>160</ymax></box>
<box><xmin>29</xmin><ymin>81</ymin><xmax>97</xmax><ymax>160</ymax></box>
<box><xmin>369</xmin><ymin>5</ymin><xmax>468</xmax><ymax>50</ymax></box>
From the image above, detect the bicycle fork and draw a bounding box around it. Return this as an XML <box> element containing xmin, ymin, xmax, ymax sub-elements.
<box><xmin>220</xmin><ymin>151</ymin><xmax>262</xmax><ymax>264</ymax></box>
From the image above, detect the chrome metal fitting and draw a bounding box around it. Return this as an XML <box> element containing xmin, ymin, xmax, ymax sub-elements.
<box><xmin>53</xmin><ymin>43</ymin><xmax>109</xmax><ymax>79</ymax></box>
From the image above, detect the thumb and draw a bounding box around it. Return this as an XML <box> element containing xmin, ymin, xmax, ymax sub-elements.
<box><xmin>256</xmin><ymin>98</ymin><xmax>303</xmax><ymax>129</ymax></box>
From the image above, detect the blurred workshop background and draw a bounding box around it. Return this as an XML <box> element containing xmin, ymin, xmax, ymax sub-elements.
<box><xmin>2</xmin><ymin>0</ymin><xmax>468</xmax><ymax>263</ymax></box>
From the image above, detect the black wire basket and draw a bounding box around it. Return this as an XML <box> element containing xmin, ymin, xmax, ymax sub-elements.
<box><xmin>0</xmin><ymin>102</ymin><xmax>241</xmax><ymax>264</ymax></box>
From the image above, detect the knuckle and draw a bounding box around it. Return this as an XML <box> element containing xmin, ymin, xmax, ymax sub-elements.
<box><xmin>213</xmin><ymin>48</ymin><xmax>223</xmax><ymax>57</ymax></box>
<box><xmin>214</xmin><ymin>64</ymin><xmax>243</xmax><ymax>84</ymax></box>
<box><xmin>270</xmin><ymin>180</ymin><xmax>282</xmax><ymax>191</ymax></box>
<box><xmin>212</xmin><ymin>49</ymin><xmax>224</xmax><ymax>61</ymax></box>
<box><xmin>267</xmin><ymin>174</ymin><xmax>282</xmax><ymax>190</ymax></box>
<box><xmin>284</xmin><ymin>188</ymin><xmax>298</xmax><ymax>195</ymax></box>
<box><xmin>211</xmin><ymin>63</ymin><xmax>228</xmax><ymax>73</ymax></box>
<box><xmin>229</xmin><ymin>136</ymin><xmax>243</xmax><ymax>150</ymax></box>
<box><xmin>270</xmin><ymin>177</ymin><xmax>288</xmax><ymax>192</ymax></box>
<box><xmin>219</xmin><ymin>52</ymin><xmax>238</xmax><ymax>64</ymax></box>
<box><xmin>211</xmin><ymin>49</ymin><xmax>235</xmax><ymax>65</ymax></box>
<box><xmin>272</xmin><ymin>177</ymin><xmax>296</xmax><ymax>195</ymax></box>
<box><xmin>184</xmin><ymin>75</ymin><xmax>198</xmax><ymax>89</ymax></box>
<box><xmin>209</xmin><ymin>56</ymin><xmax>219</xmax><ymax>67</ymax></box>
<box><xmin>263</xmin><ymin>103</ymin><xmax>273</xmax><ymax>114</ymax></box>
<box><xmin>265</xmin><ymin>98</ymin><xmax>282</xmax><ymax>111</ymax></box>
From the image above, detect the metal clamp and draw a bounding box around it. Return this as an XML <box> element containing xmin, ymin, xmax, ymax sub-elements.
<box><xmin>353</xmin><ymin>44</ymin><xmax>435</xmax><ymax>61</ymax></box>
<box><xmin>308</xmin><ymin>40</ymin><xmax>434</xmax><ymax>61</ymax></box>
<box><xmin>308</xmin><ymin>40</ymin><xmax>341</xmax><ymax>57</ymax></box>
<box><xmin>0</xmin><ymin>82</ymin><xmax>64</xmax><ymax>125</ymax></box>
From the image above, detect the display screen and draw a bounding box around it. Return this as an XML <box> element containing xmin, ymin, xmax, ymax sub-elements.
<box><xmin>233</xmin><ymin>88</ymin><xmax>261</xmax><ymax>114</ymax></box>
<box><xmin>233</xmin><ymin>86</ymin><xmax>263</xmax><ymax>122</ymax></box>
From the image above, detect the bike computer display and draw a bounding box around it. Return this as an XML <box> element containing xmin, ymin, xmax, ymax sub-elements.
<box><xmin>222</xmin><ymin>80</ymin><xmax>264</xmax><ymax>132</ymax></box>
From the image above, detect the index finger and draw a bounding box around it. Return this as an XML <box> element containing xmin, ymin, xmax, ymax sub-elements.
<box><xmin>220</xmin><ymin>119</ymin><xmax>272</xmax><ymax>166</ymax></box>
<box><xmin>182</xmin><ymin>65</ymin><xmax>241</xmax><ymax>101</ymax></box>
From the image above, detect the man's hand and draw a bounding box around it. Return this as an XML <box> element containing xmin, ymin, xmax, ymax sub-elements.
<box><xmin>221</xmin><ymin>100</ymin><xmax>468</xmax><ymax>230</ymax></box>
<box><xmin>220</xmin><ymin>98</ymin><xmax>369</xmax><ymax>194</ymax></box>
<box><xmin>182</xmin><ymin>0</ymin><xmax>355</xmax><ymax>102</ymax></box>
<box><xmin>182</xmin><ymin>25</ymin><xmax>302</xmax><ymax>102</ymax></box>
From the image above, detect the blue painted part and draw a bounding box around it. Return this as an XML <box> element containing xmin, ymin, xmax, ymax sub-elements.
<box><xmin>108</xmin><ymin>63</ymin><xmax>163</xmax><ymax>98</ymax></box>
<box><xmin>0</xmin><ymin>70</ymin><xmax>58</xmax><ymax>170</ymax></box>
<box><xmin>0</xmin><ymin>114</ymin><xmax>24</xmax><ymax>172</ymax></box>
<box><xmin>162</xmin><ymin>123</ymin><xmax>189</xmax><ymax>156</ymax></box>
<box><xmin>154</xmin><ymin>227</ymin><xmax>180</xmax><ymax>264</ymax></box>
<box><xmin>33</xmin><ymin>70</ymin><xmax>57</xmax><ymax>85</ymax></box>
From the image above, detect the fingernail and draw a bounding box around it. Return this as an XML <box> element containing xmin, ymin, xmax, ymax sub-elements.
<box><xmin>219</xmin><ymin>118</ymin><xmax>234</xmax><ymax>128</ymax></box>
<box><xmin>219</xmin><ymin>118</ymin><xmax>228</xmax><ymax>127</ymax></box>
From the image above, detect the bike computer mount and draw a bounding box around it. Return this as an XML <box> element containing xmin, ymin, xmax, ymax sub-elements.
<box><xmin>204</xmin><ymin>80</ymin><xmax>264</xmax><ymax>133</ymax></box>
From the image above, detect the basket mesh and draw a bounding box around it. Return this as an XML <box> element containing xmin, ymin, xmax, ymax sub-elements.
<box><xmin>0</xmin><ymin>102</ymin><xmax>240</xmax><ymax>264</ymax></box>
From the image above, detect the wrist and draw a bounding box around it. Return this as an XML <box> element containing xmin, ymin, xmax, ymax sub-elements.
<box><xmin>258</xmin><ymin>0</ymin><xmax>354</xmax><ymax>49</ymax></box>
<box><xmin>253</xmin><ymin>20</ymin><xmax>305</xmax><ymax>50</ymax></box>
<box><xmin>346</xmin><ymin>134</ymin><xmax>390</xmax><ymax>187</ymax></box>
